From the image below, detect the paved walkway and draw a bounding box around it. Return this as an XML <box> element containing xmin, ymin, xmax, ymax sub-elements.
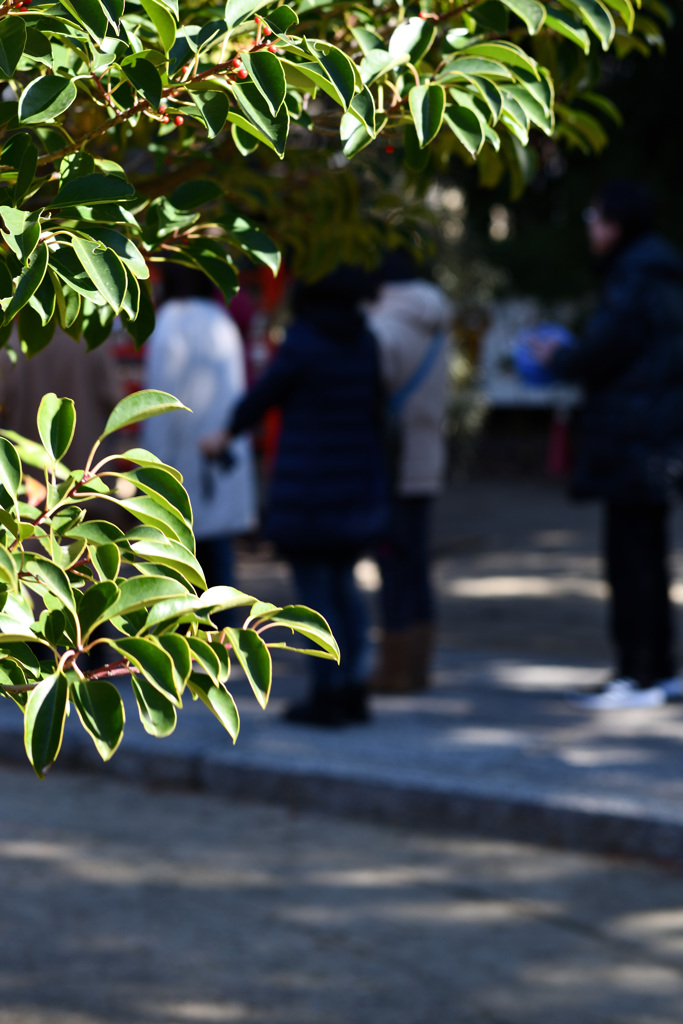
<box><xmin>3</xmin><ymin>480</ymin><xmax>683</xmax><ymax>859</ymax></box>
<box><xmin>2</xmin><ymin>763</ymin><xmax>683</xmax><ymax>1024</ymax></box>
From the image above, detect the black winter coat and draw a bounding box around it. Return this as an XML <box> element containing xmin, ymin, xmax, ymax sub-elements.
<box><xmin>551</xmin><ymin>235</ymin><xmax>683</xmax><ymax>504</ymax></box>
<box><xmin>231</xmin><ymin>309</ymin><xmax>390</xmax><ymax>556</ymax></box>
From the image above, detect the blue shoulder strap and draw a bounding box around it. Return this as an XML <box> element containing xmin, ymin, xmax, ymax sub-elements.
<box><xmin>388</xmin><ymin>330</ymin><xmax>446</xmax><ymax>416</ymax></box>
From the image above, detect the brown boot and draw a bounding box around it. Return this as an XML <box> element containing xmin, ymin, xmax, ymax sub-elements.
<box><xmin>407</xmin><ymin>622</ymin><xmax>435</xmax><ymax>690</ymax></box>
<box><xmin>371</xmin><ymin>631</ymin><xmax>414</xmax><ymax>693</ymax></box>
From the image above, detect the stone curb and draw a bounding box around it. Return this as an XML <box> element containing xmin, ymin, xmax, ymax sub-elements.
<box><xmin>3</xmin><ymin>725</ymin><xmax>683</xmax><ymax>864</ymax></box>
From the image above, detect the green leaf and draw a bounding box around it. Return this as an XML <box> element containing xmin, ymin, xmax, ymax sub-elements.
<box><xmin>241</xmin><ymin>50</ymin><xmax>286</xmax><ymax>116</ymax></box>
<box><xmin>199</xmin><ymin>585</ymin><xmax>256</xmax><ymax>612</ymax></box>
<box><xmin>460</xmin><ymin>40</ymin><xmax>541</xmax><ymax>77</ymax></box>
<box><xmin>225</xmin><ymin>627</ymin><xmax>272</xmax><ymax>708</ymax></box>
<box><xmin>438</xmin><ymin>55</ymin><xmax>515</xmax><ymax>82</ymax></box>
<box><xmin>192</xmin><ymin>90</ymin><xmax>230</xmax><ymax>139</ymax></box>
<box><xmin>60</xmin><ymin>0</ymin><xmax>107</xmax><ymax>39</ymax></box>
<box><xmin>77</xmin><ymin>580</ymin><xmax>119</xmax><ymax>638</ymax></box>
<box><xmin>156</xmin><ymin>633</ymin><xmax>191</xmax><ymax>693</ymax></box>
<box><xmin>36</xmin><ymin>393</ymin><xmax>76</xmax><ymax>464</ymax></box>
<box><xmin>444</xmin><ymin>100</ymin><xmax>486</xmax><ymax>155</ymax></box>
<box><xmin>140</xmin><ymin>0</ymin><xmax>176</xmax><ymax>52</ymax></box>
<box><xmin>51</xmin><ymin>173</ymin><xmax>136</xmax><ymax>209</ymax></box>
<box><xmin>131</xmin><ymin>673</ymin><xmax>177</xmax><ymax>737</ymax></box>
<box><xmin>71</xmin><ymin>679</ymin><xmax>125</xmax><ymax>761</ymax></box>
<box><xmin>90</xmin><ymin>542</ymin><xmax>121</xmax><ymax>582</ymax></box>
<box><xmin>232</xmin><ymin>81</ymin><xmax>290</xmax><ymax>157</ymax></box>
<box><xmin>304</xmin><ymin>39</ymin><xmax>356</xmax><ymax>110</ymax></box>
<box><xmin>24</xmin><ymin>672</ymin><xmax>68</xmax><ymax>778</ymax></box>
<box><xmin>231</xmin><ymin>123</ymin><xmax>258</xmax><ymax>155</ymax></box>
<box><xmin>602</xmin><ymin>0</ymin><xmax>634</xmax><ymax>31</ymax></box>
<box><xmin>0</xmin><ymin>206</ymin><xmax>41</xmax><ymax>261</ymax></box>
<box><xmin>500</xmin><ymin>0</ymin><xmax>546</xmax><ymax>33</ymax></box>
<box><xmin>169</xmin><ymin>180</ymin><xmax>223</xmax><ymax>209</ymax></box>
<box><xmin>25</xmin><ymin>556</ymin><xmax>76</xmax><ymax>615</ymax></box>
<box><xmin>351</xmin><ymin>26</ymin><xmax>384</xmax><ymax>55</ymax></box>
<box><xmin>220</xmin><ymin>212</ymin><xmax>281</xmax><ymax>276</ymax></box>
<box><xmin>341</xmin><ymin>115</ymin><xmax>375</xmax><ymax>158</ymax></box>
<box><xmin>504</xmin><ymin>84</ymin><xmax>553</xmax><ymax>133</ymax></box>
<box><xmin>544</xmin><ymin>9</ymin><xmax>591</xmax><ymax>52</ymax></box>
<box><xmin>409</xmin><ymin>84</ymin><xmax>446</xmax><ymax>148</ymax></box>
<box><xmin>403</xmin><ymin>122</ymin><xmax>430</xmax><ymax>171</ymax></box>
<box><xmin>187</xmin><ymin>636</ymin><xmax>222</xmax><ymax>685</ymax></box>
<box><xmin>130</xmin><ymin>537</ymin><xmax>206</xmax><ymax>590</ymax></box>
<box><xmin>388</xmin><ymin>17</ymin><xmax>436</xmax><ymax>63</ymax></box>
<box><xmin>71</xmin><ymin>236</ymin><xmax>127</xmax><ymax>313</ymax></box>
<box><xmin>114</xmin><ymin>636</ymin><xmax>182</xmax><ymax>705</ymax></box>
<box><xmin>3</xmin><ymin>245</ymin><xmax>49</xmax><ymax>326</ymax></box>
<box><xmin>559</xmin><ymin>0</ymin><xmax>615</xmax><ymax>48</ymax></box>
<box><xmin>99</xmin><ymin>389</ymin><xmax>189</xmax><ymax>441</ymax></box>
<box><xmin>120</xmin><ymin>464</ymin><xmax>192</xmax><ymax>526</ymax></box>
<box><xmin>121</xmin><ymin>494</ymin><xmax>194</xmax><ymax>551</ymax></box>
<box><xmin>18</xmin><ymin>76</ymin><xmax>77</xmax><ymax>125</ymax></box>
<box><xmin>225</xmin><ymin>0</ymin><xmax>271</xmax><ymax>29</ymax></box>
<box><xmin>19</xmin><ymin>306</ymin><xmax>55</xmax><ymax>358</ymax></box>
<box><xmin>144</xmin><ymin>594</ymin><xmax>207</xmax><ymax>630</ymax></box>
<box><xmin>0</xmin><ymin>16</ymin><xmax>26</xmax><ymax>76</ymax></box>
<box><xmin>103</xmin><ymin>574</ymin><xmax>191</xmax><ymax>623</ymax></box>
<box><xmin>121</xmin><ymin>54</ymin><xmax>163</xmax><ymax>108</ymax></box>
<box><xmin>264</xmin><ymin>4</ymin><xmax>298</xmax><ymax>33</ymax></box>
<box><xmin>264</xmin><ymin>605</ymin><xmax>340</xmax><ymax>661</ymax></box>
<box><xmin>0</xmin><ymin>438</ymin><xmax>21</xmax><ymax>499</ymax></box>
<box><xmin>348</xmin><ymin>85</ymin><xmax>377</xmax><ymax>135</ymax></box>
<box><xmin>83</xmin><ymin>227</ymin><xmax>149</xmax><ymax>281</ymax></box>
<box><xmin>1</xmin><ymin>641</ymin><xmax>40</xmax><ymax>678</ymax></box>
<box><xmin>0</xmin><ymin>546</ymin><xmax>18</xmax><ymax>591</ymax></box>
<box><xmin>184</xmin><ymin>244</ymin><xmax>239</xmax><ymax>305</ymax></box>
<box><xmin>188</xmin><ymin>672</ymin><xmax>239</xmax><ymax>741</ymax></box>
<box><xmin>359</xmin><ymin>48</ymin><xmax>408</xmax><ymax>86</ymax></box>
<box><xmin>27</xmin><ymin>268</ymin><xmax>56</xmax><ymax>327</ymax></box>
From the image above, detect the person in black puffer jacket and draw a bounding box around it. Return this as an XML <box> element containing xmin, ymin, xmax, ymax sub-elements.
<box><xmin>542</xmin><ymin>181</ymin><xmax>683</xmax><ymax>709</ymax></box>
<box><xmin>202</xmin><ymin>267</ymin><xmax>390</xmax><ymax>726</ymax></box>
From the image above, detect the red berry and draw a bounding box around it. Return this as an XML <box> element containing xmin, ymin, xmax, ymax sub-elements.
<box><xmin>268</xmin><ymin>43</ymin><xmax>277</xmax><ymax>52</ymax></box>
<box><xmin>181</xmin><ymin>65</ymin><xmax>189</xmax><ymax>73</ymax></box>
<box><xmin>262</xmin><ymin>23</ymin><xmax>271</xmax><ymax>35</ymax></box>
<box><xmin>231</xmin><ymin>57</ymin><xmax>242</xmax><ymax>68</ymax></box>
<box><xmin>385</xmin><ymin>144</ymin><xmax>395</xmax><ymax>154</ymax></box>
<box><xmin>159</xmin><ymin>102</ymin><xmax>167</xmax><ymax>112</ymax></box>
<box><xmin>419</xmin><ymin>10</ymin><xmax>428</xmax><ymax>17</ymax></box>
<box><xmin>174</xmin><ymin>114</ymin><xmax>184</xmax><ymax>126</ymax></box>
<box><xmin>254</xmin><ymin>13</ymin><xmax>261</xmax><ymax>21</ymax></box>
<box><xmin>237</xmin><ymin>67</ymin><xmax>248</xmax><ymax>79</ymax></box>
<box><xmin>162</xmin><ymin>115</ymin><xmax>170</xmax><ymax>123</ymax></box>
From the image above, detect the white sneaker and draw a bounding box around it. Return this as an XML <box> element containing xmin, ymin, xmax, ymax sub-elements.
<box><xmin>658</xmin><ymin>676</ymin><xmax>683</xmax><ymax>702</ymax></box>
<box><xmin>569</xmin><ymin>677</ymin><xmax>666</xmax><ymax>710</ymax></box>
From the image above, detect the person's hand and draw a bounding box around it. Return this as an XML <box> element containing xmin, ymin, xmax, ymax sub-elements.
<box><xmin>200</xmin><ymin>430</ymin><xmax>231</xmax><ymax>457</ymax></box>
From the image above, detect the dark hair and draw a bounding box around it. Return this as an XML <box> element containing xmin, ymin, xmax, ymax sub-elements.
<box><xmin>291</xmin><ymin>265</ymin><xmax>378</xmax><ymax>317</ymax></box>
<box><xmin>162</xmin><ymin>262</ymin><xmax>215</xmax><ymax>300</ymax></box>
<box><xmin>595</xmin><ymin>180</ymin><xmax>656</xmax><ymax>244</ymax></box>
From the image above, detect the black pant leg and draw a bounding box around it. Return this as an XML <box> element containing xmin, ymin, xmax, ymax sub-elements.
<box><xmin>604</xmin><ymin>502</ymin><xmax>675</xmax><ymax>685</ymax></box>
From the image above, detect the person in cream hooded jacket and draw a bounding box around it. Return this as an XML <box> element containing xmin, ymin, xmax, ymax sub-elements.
<box><xmin>367</xmin><ymin>254</ymin><xmax>454</xmax><ymax>692</ymax></box>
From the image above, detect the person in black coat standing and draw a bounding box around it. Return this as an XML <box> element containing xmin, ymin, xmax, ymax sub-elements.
<box><xmin>203</xmin><ymin>268</ymin><xmax>390</xmax><ymax>726</ymax></box>
<box><xmin>539</xmin><ymin>181</ymin><xmax>683</xmax><ymax>709</ymax></box>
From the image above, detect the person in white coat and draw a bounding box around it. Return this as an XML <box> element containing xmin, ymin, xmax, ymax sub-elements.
<box><xmin>142</xmin><ymin>266</ymin><xmax>257</xmax><ymax>613</ymax></box>
<box><xmin>367</xmin><ymin>252</ymin><xmax>454</xmax><ymax>692</ymax></box>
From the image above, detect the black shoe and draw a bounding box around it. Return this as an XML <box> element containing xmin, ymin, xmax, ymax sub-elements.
<box><xmin>284</xmin><ymin>689</ymin><xmax>347</xmax><ymax>727</ymax></box>
<box><xmin>343</xmin><ymin>684</ymin><xmax>371</xmax><ymax>723</ymax></box>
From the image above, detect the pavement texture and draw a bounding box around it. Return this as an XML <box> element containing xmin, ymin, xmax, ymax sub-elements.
<box><xmin>2</xmin><ymin>763</ymin><xmax>683</xmax><ymax>1024</ymax></box>
<box><xmin>3</xmin><ymin>480</ymin><xmax>683</xmax><ymax>860</ymax></box>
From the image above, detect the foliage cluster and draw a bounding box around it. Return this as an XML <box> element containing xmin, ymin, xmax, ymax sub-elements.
<box><xmin>0</xmin><ymin>0</ymin><xmax>669</xmax><ymax>347</ymax></box>
<box><xmin>0</xmin><ymin>389</ymin><xmax>339</xmax><ymax>776</ymax></box>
